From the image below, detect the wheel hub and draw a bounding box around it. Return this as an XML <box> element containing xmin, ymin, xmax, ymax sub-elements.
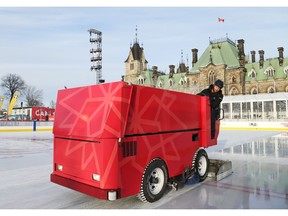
<box><xmin>198</xmin><ymin>156</ymin><xmax>207</xmax><ymax>176</ymax></box>
<box><xmin>148</xmin><ymin>168</ymin><xmax>164</xmax><ymax>195</ymax></box>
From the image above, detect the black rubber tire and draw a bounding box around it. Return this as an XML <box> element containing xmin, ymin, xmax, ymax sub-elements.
<box><xmin>195</xmin><ymin>149</ymin><xmax>209</xmax><ymax>182</ymax></box>
<box><xmin>138</xmin><ymin>158</ymin><xmax>168</xmax><ymax>203</ymax></box>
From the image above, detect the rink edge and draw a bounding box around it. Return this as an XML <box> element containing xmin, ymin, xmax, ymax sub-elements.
<box><xmin>0</xmin><ymin>127</ymin><xmax>53</xmax><ymax>132</ymax></box>
<box><xmin>0</xmin><ymin>126</ymin><xmax>286</xmax><ymax>132</ymax></box>
<box><xmin>220</xmin><ymin>126</ymin><xmax>287</xmax><ymax>131</ymax></box>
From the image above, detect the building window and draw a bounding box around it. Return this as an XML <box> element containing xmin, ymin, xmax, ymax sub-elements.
<box><xmin>169</xmin><ymin>79</ymin><xmax>174</xmax><ymax>87</ymax></box>
<box><xmin>158</xmin><ymin>80</ymin><xmax>163</xmax><ymax>88</ymax></box>
<box><xmin>267</xmin><ymin>86</ymin><xmax>275</xmax><ymax>93</ymax></box>
<box><xmin>232</xmin><ymin>76</ymin><xmax>236</xmax><ymax>83</ymax></box>
<box><xmin>138</xmin><ymin>77</ymin><xmax>144</xmax><ymax>85</ymax></box>
<box><xmin>284</xmin><ymin>66</ymin><xmax>288</xmax><ymax>75</ymax></box>
<box><xmin>249</xmin><ymin>69</ymin><xmax>256</xmax><ymax>78</ymax></box>
<box><xmin>229</xmin><ymin>87</ymin><xmax>238</xmax><ymax>95</ymax></box>
<box><xmin>251</xmin><ymin>87</ymin><xmax>258</xmax><ymax>94</ymax></box>
<box><xmin>130</xmin><ymin>63</ymin><xmax>134</xmax><ymax>70</ymax></box>
<box><xmin>265</xmin><ymin>66</ymin><xmax>275</xmax><ymax>77</ymax></box>
<box><xmin>179</xmin><ymin>77</ymin><xmax>186</xmax><ymax>86</ymax></box>
<box><xmin>208</xmin><ymin>70</ymin><xmax>215</xmax><ymax>85</ymax></box>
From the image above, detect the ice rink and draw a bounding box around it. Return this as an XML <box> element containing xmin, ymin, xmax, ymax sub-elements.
<box><xmin>0</xmin><ymin>129</ymin><xmax>288</xmax><ymax>210</ymax></box>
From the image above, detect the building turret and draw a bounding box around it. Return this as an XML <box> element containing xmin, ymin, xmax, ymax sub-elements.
<box><xmin>123</xmin><ymin>26</ymin><xmax>148</xmax><ymax>83</ymax></box>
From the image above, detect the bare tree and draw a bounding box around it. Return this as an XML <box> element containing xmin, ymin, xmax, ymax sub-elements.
<box><xmin>0</xmin><ymin>73</ymin><xmax>26</xmax><ymax>102</ymax></box>
<box><xmin>24</xmin><ymin>86</ymin><xmax>43</xmax><ymax>106</ymax></box>
<box><xmin>50</xmin><ymin>100</ymin><xmax>56</xmax><ymax>108</ymax></box>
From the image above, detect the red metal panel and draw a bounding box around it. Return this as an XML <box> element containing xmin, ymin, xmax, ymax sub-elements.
<box><xmin>199</xmin><ymin>96</ymin><xmax>210</xmax><ymax>148</ymax></box>
<box><xmin>53</xmin><ymin>138</ymin><xmax>119</xmax><ymax>189</ymax></box>
<box><xmin>199</xmin><ymin>96</ymin><xmax>219</xmax><ymax>147</ymax></box>
<box><xmin>53</xmin><ymin>82</ymin><xmax>133</xmax><ymax>140</ymax></box>
<box><xmin>125</xmin><ymin>85</ymin><xmax>202</xmax><ymax>135</ymax></box>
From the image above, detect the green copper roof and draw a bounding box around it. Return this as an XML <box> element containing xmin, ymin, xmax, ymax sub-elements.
<box><xmin>142</xmin><ymin>70</ymin><xmax>153</xmax><ymax>85</ymax></box>
<box><xmin>156</xmin><ymin>72</ymin><xmax>187</xmax><ymax>90</ymax></box>
<box><xmin>190</xmin><ymin>38</ymin><xmax>240</xmax><ymax>73</ymax></box>
<box><xmin>245</xmin><ymin>58</ymin><xmax>288</xmax><ymax>81</ymax></box>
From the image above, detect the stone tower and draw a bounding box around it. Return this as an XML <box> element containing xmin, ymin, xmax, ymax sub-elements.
<box><xmin>123</xmin><ymin>27</ymin><xmax>148</xmax><ymax>83</ymax></box>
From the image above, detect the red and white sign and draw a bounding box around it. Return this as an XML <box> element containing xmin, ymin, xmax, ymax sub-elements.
<box><xmin>32</xmin><ymin>107</ymin><xmax>55</xmax><ymax>121</ymax></box>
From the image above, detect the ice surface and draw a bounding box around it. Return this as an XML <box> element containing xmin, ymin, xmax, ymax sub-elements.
<box><xmin>0</xmin><ymin>130</ymin><xmax>288</xmax><ymax>209</ymax></box>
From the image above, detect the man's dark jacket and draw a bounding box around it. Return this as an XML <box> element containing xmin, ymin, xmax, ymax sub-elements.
<box><xmin>197</xmin><ymin>84</ymin><xmax>224</xmax><ymax>109</ymax></box>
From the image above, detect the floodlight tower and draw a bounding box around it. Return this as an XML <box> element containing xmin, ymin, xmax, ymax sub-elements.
<box><xmin>88</xmin><ymin>29</ymin><xmax>104</xmax><ymax>84</ymax></box>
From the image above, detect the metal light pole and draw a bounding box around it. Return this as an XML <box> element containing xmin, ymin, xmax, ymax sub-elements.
<box><xmin>88</xmin><ymin>29</ymin><xmax>104</xmax><ymax>84</ymax></box>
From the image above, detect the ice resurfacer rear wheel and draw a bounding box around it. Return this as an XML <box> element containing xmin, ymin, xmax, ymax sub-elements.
<box><xmin>138</xmin><ymin>158</ymin><xmax>168</xmax><ymax>203</ymax></box>
<box><xmin>195</xmin><ymin>149</ymin><xmax>209</xmax><ymax>182</ymax></box>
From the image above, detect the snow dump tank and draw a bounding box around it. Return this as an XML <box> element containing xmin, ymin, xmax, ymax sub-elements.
<box><xmin>53</xmin><ymin>81</ymin><xmax>133</xmax><ymax>140</ymax></box>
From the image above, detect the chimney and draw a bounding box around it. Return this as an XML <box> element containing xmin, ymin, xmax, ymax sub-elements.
<box><xmin>169</xmin><ymin>65</ymin><xmax>175</xmax><ymax>78</ymax></box>
<box><xmin>237</xmin><ymin>39</ymin><xmax>245</xmax><ymax>66</ymax></box>
<box><xmin>250</xmin><ymin>50</ymin><xmax>256</xmax><ymax>63</ymax></box>
<box><xmin>152</xmin><ymin>66</ymin><xmax>158</xmax><ymax>87</ymax></box>
<box><xmin>192</xmin><ymin>48</ymin><xmax>198</xmax><ymax>67</ymax></box>
<box><xmin>152</xmin><ymin>66</ymin><xmax>158</xmax><ymax>75</ymax></box>
<box><xmin>259</xmin><ymin>50</ymin><xmax>264</xmax><ymax>68</ymax></box>
<box><xmin>278</xmin><ymin>47</ymin><xmax>284</xmax><ymax>66</ymax></box>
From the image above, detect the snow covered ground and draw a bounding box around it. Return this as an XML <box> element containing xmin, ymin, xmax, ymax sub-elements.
<box><xmin>0</xmin><ymin>130</ymin><xmax>288</xmax><ymax>210</ymax></box>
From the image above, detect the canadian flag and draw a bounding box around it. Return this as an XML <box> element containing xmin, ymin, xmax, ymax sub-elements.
<box><xmin>218</xmin><ymin>17</ymin><xmax>224</xmax><ymax>23</ymax></box>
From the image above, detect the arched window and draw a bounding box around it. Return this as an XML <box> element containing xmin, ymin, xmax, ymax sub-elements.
<box><xmin>249</xmin><ymin>69</ymin><xmax>256</xmax><ymax>78</ymax></box>
<box><xmin>232</xmin><ymin>76</ymin><xmax>236</xmax><ymax>83</ymax></box>
<box><xmin>179</xmin><ymin>76</ymin><xmax>187</xmax><ymax>86</ymax></box>
<box><xmin>208</xmin><ymin>70</ymin><xmax>215</xmax><ymax>85</ymax></box>
<box><xmin>138</xmin><ymin>77</ymin><xmax>144</xmax><ymax>85</ymax></box>
<box><xmin>251</xmin><ymin>87</ymin><xmax>258</xmax><ymax>94</ymax></box>
<box><xmin>265</xmin><ymin>66</ymin><xmax>275</xmax><ymax>77</ymax></box>
<box><xmin>229</xmin><ymin>87</ymin><xmax>239</xmax><ymax>96</ymax></box>
<box><xmin>284</xmin><ymin>66</ymin><xmax>288</xmax><ymax>75</ymax></box>
<box><xmin>267</xmin><ymin>86</ymin><xmax>275</xmax><ymax>93</ymax></box>
<box><xmin>179</xmin><ymin>79</ymin><xmax>185</xmax><ymax>86</ymax></box>
<box><xmin>169</xmin><ymin>78</ymin><xmax>174</xmax><ymax>87</ymax></box>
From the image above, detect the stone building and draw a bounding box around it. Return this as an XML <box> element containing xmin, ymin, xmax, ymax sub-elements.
<box><xmin>122</xmin><ymin>36</ymin><xmax>288</xmax><ymax>96</ymax></box>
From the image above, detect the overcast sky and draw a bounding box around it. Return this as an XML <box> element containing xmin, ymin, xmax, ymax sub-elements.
<box><xmin>1</xmin><ymin>1</ymin><xmax>288</xmax><ymax>107</ymax></box>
